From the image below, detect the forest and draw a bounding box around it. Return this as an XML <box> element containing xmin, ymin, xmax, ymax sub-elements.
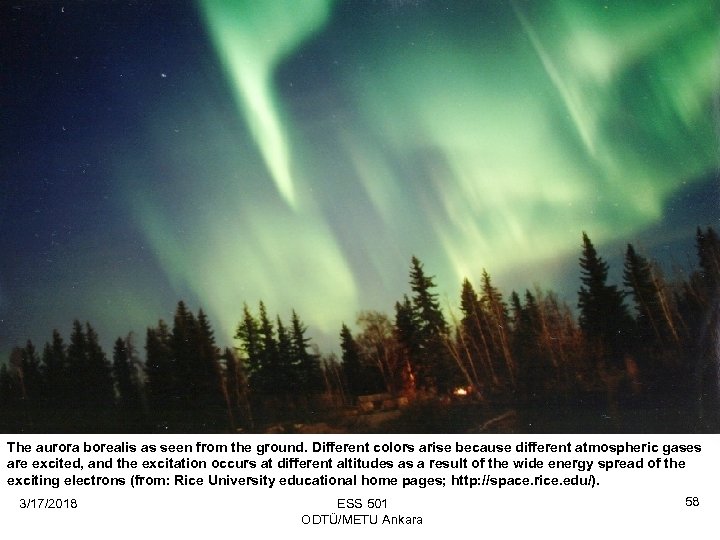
<box><xmin>1</xmin><ymin>227</ymin><xmax>718</xmax><ymax>434</ymax></box>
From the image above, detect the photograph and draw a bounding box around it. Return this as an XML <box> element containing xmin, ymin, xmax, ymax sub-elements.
<box><xmin>1</xmin><ymin>0</ymin><xmax>718</xmax><ymax>435</ymax></box>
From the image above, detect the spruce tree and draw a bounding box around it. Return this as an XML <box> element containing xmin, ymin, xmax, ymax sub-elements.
<box><xmin>171</xmin><ymin>301</ymin><xmax>197</xmax><ymax>408</ymax></box>
<box><xmin>257</xmin><ymin>302</ymin><xmax>279</xmax><ymax>395</ymax></box>
<box><xmin>340</xmin><ymin>323</ymin><xmax>364</xmax><ymax>400</ymax></box>
<box><xmin>459</xmin><ymin>278</ymin><xmax>498</xmax><ymax>388</ymax></box>
<box><xmin>577</xmin><ymin>232</ymin><xmax>632</xmax><ymax>364</ymax></box>
<box><xmin>194</xmin><ymin>309</ymin><xmax>230</xmax><ymax>432</ymax></box>
<box><xmin>394</xmin><ymin>294</ymin><xmax>418</xmax><ymax>364</ymax></box>
<box><xmin>276</xmin><ymin>316</ymin><xmax>295</xmax><ymax>394</ymax></box>
<box><xmin>85</xmin><ymin>323</ymin><xmax>114</xmax><ymax>410</ymax></box>
<box><xmin>61</xmin><ymin>321</ymin><xmax>114</xmax><ymax>430</ymax></box>
<box><xmin>480</xmin><ymin>269</ymin><xmax>516</xmax><ymax>386</ymax></box>
<box><xmin>235</xmin><ymin>304</ymin><xmax>262</xmax><ymax>393</ymax></box>
<box><xmin>511</xmin><ymin>290</ymin><xmax>549</xmax><ymax>401</ymax></box>
<box><xmin>66</xmin><ymin>320</ymin><xmax>88</xmax><ymax>410</ymax></box>
<box><xmin>41</xmin><ymin>330</ymin><xmax>68</xmax><ymax>426</ymax></box>
<box><xmin>291</xmin><ymin>310</ymin><xmax>322</xmax><ymax>395</ymax></box>
<box><xmin>145</xmin><ymin>320</ymin><xmax>175</xmax><ymax>429</ymax></box>
<box><xmin>20</xmin><ymin>340</ymin><xmax>43</xmax><ymax>423</ymax></box>
<box><xmin>623</xmin><ymin>244</ymin><xmax>665</xmax><ymax>344</ymax></box>
<box><xmin>406</xmin><ymin>256</ymin><xmax>456</xmax><ymax>393</ymax></box>
<box><xmin>113</xmin><ymin>336</ymin><xmax>143</xmax><ymax>429</ymax></box>
<box><xmin>223</xmin><ymin>347</ymin><xmax>252</xmax><ymax>430</ymax></box>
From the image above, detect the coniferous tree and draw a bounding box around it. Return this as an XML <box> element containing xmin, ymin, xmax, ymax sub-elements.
<box><xmin>171</xmin><ymin>301</ymin><xmax>197</xmax><ymax>409</ymax></box>
<box><xmin>459</xmin><ymin>278</ymin><xmax>498</xmax><ymax>389</ymax></box>
<box><xmin>480</xmin><ymin>269</ymin><xmax>516</xmax><ymax>387</ymax></box>
<box><xmin>85</xmin><ymin>323</ymin><xmax>115</xmax><ymax>411</ymax></box>
<box><xmin>223</xmin><ymin>347</ymin><xmax>252</xmax><ymax>430</ymax></box>
<box><xmin>577</xmin><ymin>232</ymin><xmax>632</xmax><ymax>365</ymax></box>
<box><xmin>511</xmin><ymin>291</ymin><xmax>538</xmax><ymax>399</ymax></box>
<box><xmin>113</xmin><ymin>335</ymin><xmax>143</xmax><ymax>430</ymax></box>
<box><xmin>340</xmin><ymin>323</ymin><xmax>370</xmax><ymax>400</ymax></box>
<box><xmin>257</xmin><ymin>302</ymin><xmax>279</xmax><ymax>395</ymax></box>
<box><xmin>19</xmin><ymin>340</ymin><xmax>43</xmax><ymax>427</ymax></box>
<box><xmin>41</xmin><ymin>330</ymin><xmax>68</xmax><ymax>426</ymax></box>
<box><xmin>291</xmin><ymin>310</ymin><xmax>322</xmax><ymax>395</ymax></box>
<box><xmin>623</xmin><ymin>243</ymin><xmax>680</xmax><ymax>347</ymax></box>
<box><xmin>66</xmin><ymin>320</ymin><xmax>88</xmax><ymax>410</ymax></box>
<box><xmin>63</xmin><ymin>321</ymin><xmax>113</xmax><ymax>430</ymax></box>
<box><xmin>235</xmin><ymin>304</ymin><xmax>262</xmax><ymax>393</ymax></box>
<box><xmin>340</xmin><ymin>323</ymin><xmax>361</xmax><ymax>397</ymax></box>
<box><xmin>406</xmin><ymin>256</ymin><xmax>456</xmax><ymax>393</ymax></box>
<box><xmin>394</xmin><ymin>294</ymin><xmax>419</xmax><ymax>391</ymax></box>
<box><xmin>193</xmin><ymin>309</ymin><xmax>230</xmax><ymax>432</ymax></box>
<box><xmin>276</xmin><ymin>316</ymin><xmax>295</xmax><ymax>394</ymax></box>
<box><xmin>145</xmin><ymin>320</ymin><xmax>175</xmax><ymax>429</ymax></box>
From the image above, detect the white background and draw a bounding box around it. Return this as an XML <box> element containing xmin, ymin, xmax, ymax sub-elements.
<box><xmin>1</xmin><ymin>433</ymin><xmax>716</xmax><ymax>538</ymax></box>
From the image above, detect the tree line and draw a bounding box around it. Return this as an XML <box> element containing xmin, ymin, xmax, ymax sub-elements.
<box><xmin>1</xmin><ymin>226</ymin><xmax>718</xmax><ymax>432</ymax></box>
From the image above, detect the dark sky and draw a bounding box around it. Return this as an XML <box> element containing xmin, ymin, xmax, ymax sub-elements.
<box><xmin>1</xmin><ymin>0</ymin><xmax>718</xmax><ymax>358</ymax></box>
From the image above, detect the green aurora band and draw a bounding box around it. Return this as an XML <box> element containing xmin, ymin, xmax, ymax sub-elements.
<box><xmin>128</xmin><ymin>0</ymin><xmax>718</xmax><ymax>346</ymax></box>
<box><xmin>199</xmin><ymin>0</ymin><xmax>335</xmax><ymax>207</ymax></box>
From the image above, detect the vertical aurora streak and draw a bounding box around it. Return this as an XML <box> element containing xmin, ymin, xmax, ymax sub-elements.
<box><xmin>199</xmin><ymin>0</ymin><xmax>335</xmax><ymax>208</ymax></box>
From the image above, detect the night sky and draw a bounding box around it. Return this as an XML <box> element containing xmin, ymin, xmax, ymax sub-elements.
<box><xmin>1</xmin><ymin>0</ymin><xmax>718</xmax><ymax>358</ymax></box>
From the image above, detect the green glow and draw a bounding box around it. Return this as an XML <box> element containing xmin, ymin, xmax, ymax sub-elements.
<box><xmin>122</xmin><ymin>112</ymin><xmax>358</xmax><ymax>344</ymax></box>
<box><xmin>199</xmin><ymin>0</ymin><xmax>334</xmax><ymax>208</ymax></box>
<box><xmin>134</xmin><ymin>196</ymin><xmax>358</xmax><ymax>342</ymax></box>
<box><xmin>122</xmin><ymin>1</ymin><xmax>717</xmax><ymax>349</ymax></box>
<box><xmin>347</xmin><ymin>0</ymin><xmax>719</xmax><ymax>287</ymax></box>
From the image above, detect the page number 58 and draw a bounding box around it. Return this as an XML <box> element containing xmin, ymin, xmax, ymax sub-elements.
<box><xmin>685</xmin><ymin>497</ymin><xmax>699</xmax><ymax>507</ymax></box>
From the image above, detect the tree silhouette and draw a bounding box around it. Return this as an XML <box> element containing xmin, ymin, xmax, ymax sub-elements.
<box><xmin>193</xmin><ymin>308</ymin><xmax>230</xmax><ymax>432</ymax></box>
<box><xmin>257</xmin><ymin>302</ymin><xmax>280</xmax><ymax>396</ymax></box>
<box><xmin>458</xmin><ymin>277</ymin><xmax>498</xmax><ymax>390</ymax></box>
<box><xmin>18</xmin><ymin>341</ymin><xmax>43</xmax><ymax>428</ymax></box>
<box><xmin>63</xmin><ymin>321</ymin><xmax>114</xmax><ymax>430</ymax></box>
<box><xmin>85</xmin><ymin>323</ymin><xmax>115</xmax><ymax>410</ymax></box>
<box><xmin>145</xmin><ymin>320</ymin><xmax>175</xmax><ymax>430</ymax></box>
<box><xmin>113</xmin><ymin>335</ymin><xmax>144</xmax><ymax>431</ymax></box>
<box><xmin>340</xmin><ymin>322</ymin><xmax>383</xmax><ymax>400</ymax></box>
<box><xmin>623</xmin><ymin>244</ymin><xmax>680</xmax><ymax>349</ymax></box>
<box><xmin>223</xmin><ymin>347</ymin><xmax>252</xmax><ymax>430</ymax></box>
<box><xmin>480</xmin><ymin>269</ymin><xmax>516</xmax><ymax>387</ymax></box>
<box><xmin>235</xmin><ymin>304</ymin><xmax>263</xmax><ymax>393</ymax></box>
<box><xmin>511</xmin><ymin>290</ymin><xmax>543</xmax><ymax>400</ymax></box>
<box><xmin>404</xmin><ymin>256</ymin><xmax>456</xmax><ymax>393</ymax></box>
<box><xmin>577</xmin><ymin>232</ymin><xmax>632</xmax><ymax>365</ymax></box>
<box><xmin>276</xmin><ymin>316</ymin><xmax>295</xmax><ymax>395</ymax></box>
<box><xmin>42</xmin><ymin>330</ymin><xmax>68</xmax><ymax>415</ymax></box>
<box><xmin>291</xmin><ymin>310</ymin><xmax>323</xmax><ymax>396</ymax></box>
<box><xmin>340</xmin><ymin>323</ymin><xmax>363</xmax><ymax>400</ymax></box>
<box><xmin>2</xmin><ymin>224</ymin><xmax>717</xmax><ymax>433</ymax></box>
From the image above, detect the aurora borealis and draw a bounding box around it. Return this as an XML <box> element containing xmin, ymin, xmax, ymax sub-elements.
<box><xmin>1</xmin><ymin>0</ymin><xmax>718</xmax><ymax>357</ymax></box>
